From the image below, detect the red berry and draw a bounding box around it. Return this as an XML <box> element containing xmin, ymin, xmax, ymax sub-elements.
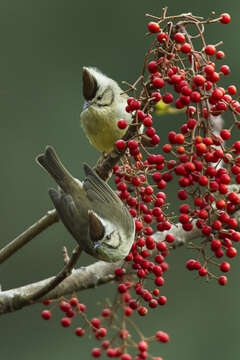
<box><xmin>179</xmin><ymin>213</ymin><xmax>189</xmax><ymax>224</ymax></box>
<box><xmin>129</xmin><ymin>99</ymin><xmax>141</xmax><ymax>110</ymax></box>
<box><xmin>69</xmin><ymin>297</ymin><xmax>78</xmax><ymax>307</ymax></box>
<box><xmin>220</xmin><ymin>13</ymin><xmax>231</xmax><ymax>24</ymax></box>
<box><xmin>128</xmin><ymin>140</ymin><xmax>139</xmax><ymax>149</ymax></box>
<box><xmin>101</xmin><ymin>308</ymin><xmax>112</xmax><ymax>317</ymax></box>
<box><xmin>157</xmin><ymin>32</ymin><xmax>168</xmax><ymax>43</ymax></box>
<box><xmin>216</xmin><ymin>50</ymin><xmax>225</xmax><ymax>60</ymax></box>
<box><xmin>220</xmin><ymin>262</ymin><xmax>230</xmax><ymax>272</ymax></box>
<box><xmin>42</xmin><ymin>299</ymin><xmax>51</xmax><ymax>306</ymax></box>
<box><xmin>174</xmin><ymin>32</ymin><xmax>185</xmax><ymax>43</ymax></box>
<box><xmin>148</xmin><ymin>61</ymin><xmax>158</xmax><ymax>73</ymax></box>
<box><xmin>228</xmin><ymin>85</ymin><xmax>236</xmax><ymax>95</ymax></box>
<box><xmin>178</xmin><ymin>190</ymin><xmax>187</xmax><ymax>200</ymax></box>
<box><xmin>156</xmin><ymin>331</ymin><xmax>169</xmax><ymax>343</ymax></box>
<box><xmin>198</xmin><ymin>267</ymin><xmax>208</xmax><ymax>277</ymax></box>
<box><xmin>190</xmin><ymin>91</ymin><xmax>201</xmax><ymax>102</ymax></box>
<box><xmin>205</xmin><ymin>45</ymin><xmax>216</xmax><ymax>56</ymax></box>
<box><xmin>165</xmin><ymin>234</ymin><xmax>175</xmax><ymax>243</ymax></box>
<box><xmin>148</xmin><ymin>21</ymin><xmax>160</xmax><ymax>33</ymax></box>
<box><xmin>118</xmin><ymin>119</ymin><xmax>128</xmax><ymax>129</ymax></box>
<box><xmin>66</xmin><ymin>309</ymin><xmax>75</xmax><ymax>318</ymax></box>
<box><xmin>41</xmin><ymin>310</ymin><xmax>52</xmax><ymax>320</ymax></box>
<box><xmin>209</xmin><ymin>72</ymin><xmax>220</xmax><ymax>83</ymax></box>
<box><xmin>106</xmin><ymin>348</ymin><xmax>116</xmax><ymax>357</ymax></box>
<box><xmin>204</xmin><ymin>65</ymin><xmax>215</xmax><ymax>74</ymax></box>
<box><xmin>226</xmin><ymin>247</ymin><xmax>237</xmax><ymax>258</ymax></box>
<box><xmin>186</xmin><ymin>259</ymin><xmax>196</xmax><ymax>270</ymax></box>
<box><xmin>198</xmin><ymin>176</ymin><xmax>208</xmax><ymax>186</ymax></box>
<box><xmin>138</xmin><ymin>306</ymin><xmax>148</xmax><ymax>316</ymax></box>
<box><xmin>152</xmin><ymin>77</ymin><xmax>165</xmax><ymax>89</ymax></box>
<box><xmin>181</xmin><ymin>86</ymin><xmax>192</xmax><ymax>96</ymax></box>
<box><xmin>194</xmin><ymin>75</ymin><xmax>205</xmax><ymax>86</ymax></box>
<box><xmin>115</xmin><ymin>139</ymin><xmax>126</xmax><ymax>151</ymax></box>
<box><xmin>228</xmin><ymin>192</ymin><xmax>240</xmax><ymax>204</ymax></box>
<box><xmin>211</xmin><ymin>239</ymin><xmax>222</xmax><ymax>251</ymax></box>
<box><xmin>151</xmin><ymin>92</ymin><xmax>162</xmax><ymax>103</ymax></box>
<box><xmin>59</xmin><ymin>301</ymin><xmax>71</xmax><ymax>312</ymax></box>
<box><xmin>218</xmin><ymin>276</ymin><xmax>227</xmax><ymax>286</ymax></box>
<box><xmin>181</xmin><ymin>43</ymin><xmax>191</xmax><ymax>54</ymax></box>
<box><xmin>212</xmin><ymin>88</ymin><xmax>224</xmax><ymax>100</ymax></box>
<box><xmin>96</xmin><ymin>327</ymin><xmax>107</xmax><ymax>338</ymax></box>
<box><xmin>78</xmin><ymin>303</ymin><xmax>86</xmax><ymax>312</ymax></box>
<box><xmin>138</xmin><ymin>340</ymin><xmax>148</xmax><ymax>352</ymax></box>
<box><xmin>121</xmin><ymin>354</ymin><xmax>132</xmax><ymax>360</ymax></box>
<box><xmin>91</xmin><ymin>348</ymin><xmax>101</xmax><ymax>358</ymax></box>
<box><xmin>158</xmin><ymin>295</ymin><xmax>167</xmax><ymax>305</ymax></box>
<box><xmin>118</xmin><ymin>283</ymin><xmax>127</xmax><ymax>293</ymax></box>
<box><xmin>61</xmin><ymin>317</ymin><xmax>71</xmax><ymax>327</ymax></box>
<box><xmin>151</xmin><ymin>134</ymin><xmax>160</xmax><ymax>145</ymax></box>
<box><xmin>220</xmin><ymin>129</ymin><xmax>231</xmax><ymax>140</ymax></box>
<box><xmin>162</xmin><ymin>93</ymin><xmax>173</xmax><ymax>104</ymax></box>
<box><xmin>220</xmin><ymin>65</ymin><xmax>230</xmax><ymax>75</ymax></box>
<box><xmin>91</xmin><ymin>317</ymin><xmax>101</xmax><ymax>328</ymax></box>
<box><xmin>143</xmin><ymin>116</ymin><xmax>153</xmax><ymax>127</ymax></box>
<box><xmin>75</xmin><ymin>327</ymin><xmax>85</xmax><ymax>336</ymax></box>
<box><xmin>124</xmin><ymin>306</ymin><xmax>133</xmax><ymax>316</ymax></box>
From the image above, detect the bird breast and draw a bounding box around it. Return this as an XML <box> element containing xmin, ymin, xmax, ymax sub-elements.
<box><xmin>81</xmin><ymin>105</ymin><xmax>129</xmax><ymax>153</ymax></box>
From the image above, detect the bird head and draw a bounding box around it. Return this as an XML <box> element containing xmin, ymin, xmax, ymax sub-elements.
<box><xmin>88</xmin><ymin>210</ymin><xmax>131</xmax><ymax>262</ymax></box>
<box><xmin>82</xmin><ymin>67</ymin><xmax>122</xmax><ymax>112</ymax></box>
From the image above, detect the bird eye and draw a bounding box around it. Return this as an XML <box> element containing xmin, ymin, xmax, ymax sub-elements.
<box><xmin>106</xmin><ymin>234</ymin><xmax>111</xmax><ymax>240</ymax></box>
<box><xmin>97</xmin><ymin>94</ymin><xmax>103</xmax><ymax>101</ymax></box>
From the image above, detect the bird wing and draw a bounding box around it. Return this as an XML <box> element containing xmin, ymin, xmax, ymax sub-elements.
<box><xmin>83</xmin><ymin>164</ymin><xmax>134</xmax><ymax>234</ymax></box>
<box><xmin>83</xmin><ymin>164</ymin><xmax>122</xmax><ymax>205</ymax></box>
<box><xmin>49</xmin><ymin>188</ymin><xmax>91</xmax><ymax>253</ymax></box>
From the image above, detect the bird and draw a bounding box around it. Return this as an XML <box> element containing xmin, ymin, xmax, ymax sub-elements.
<box><xmin>154</xmin><ymin>99</ymin><xmax>184</xmax><ymax>115</ymax></box>
<box><xmin>36</xmin><ymin>146</ymin><xmax>135</xmax><ymax>262</ymax></box>
<box><xmin>80</xmin><ymin>67</ymin><xmax>132</xmax><ymax>153</ymax></box>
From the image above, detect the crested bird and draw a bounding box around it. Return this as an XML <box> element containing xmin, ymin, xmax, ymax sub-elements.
<box><xmin>37</xmin><ymin>146</ymin><xmax>135</xmax><ymax>262</ymax></box>
<box><xmin>80</xmin><ymin>67</ymin><xmax>132</xmax><ymax>153</ymax></box>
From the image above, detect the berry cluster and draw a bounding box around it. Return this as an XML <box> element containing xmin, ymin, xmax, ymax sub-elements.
<box><xmin>41</xmin><ymin>291</ymin><xmax>169</xmax><ymax>360</ymax></box>
<box><xmin>114</xmin><ymin>10</ymin><xmax>239</xmax><ymax>288</ymax></box>
<box><xmin>41</xmin><ymin>9</ymin><xmax>239</xmax><ymax>360</ymax></box>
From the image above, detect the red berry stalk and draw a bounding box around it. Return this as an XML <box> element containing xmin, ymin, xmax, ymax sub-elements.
<box><xmin>41</xmin><ymin>8</ymin><xmax>239</xmax><ymax>360</ymax></box>
<box><xmin>115</xmin><ymin>8</ymin><xmax>239</xmax><ymax>288</ymax></box>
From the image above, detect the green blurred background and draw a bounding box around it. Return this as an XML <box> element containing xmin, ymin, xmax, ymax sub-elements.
<box><xmin>1</xmin><ymin>0</ymin><xmax>240</xmax><ymax>359</ymax></box>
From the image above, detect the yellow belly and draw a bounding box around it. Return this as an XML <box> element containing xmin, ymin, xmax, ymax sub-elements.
<box><xmin>80</xmin><ymin>107</ymin><xmax>128</xmax><ymax>153</ymax></box>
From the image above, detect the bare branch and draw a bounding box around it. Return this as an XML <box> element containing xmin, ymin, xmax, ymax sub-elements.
<box><xmin>153</xmin><ymin>222</ymin><xmax>201</xmax><ymax>247</ymax></box>
<box><xmin>0</xmin><ymin>260</ymin><xmax>122</xmax><ymax>315</ymax></box>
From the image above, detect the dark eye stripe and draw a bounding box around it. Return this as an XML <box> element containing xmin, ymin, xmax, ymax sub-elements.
<box><xmin>95</xmin><ymin>87</ymin><xmax>114</xmax><ymax>107</ymax></box>
<box><xmin>104</xmin><ymin>233</ymin><xmax>121</xmax><ymax>249</ymax></box>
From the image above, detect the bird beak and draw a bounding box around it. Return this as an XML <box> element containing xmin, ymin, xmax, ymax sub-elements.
<box><xmin>82</xmin><ymin>67</ymin><xmax>98</xmax><ymax>101</ymax></box>
<box><xmin>82</xmin><ymin>101</ymin><xmax>92</xmax><ymax>111</ymax></box>
<box><xmin>93</xmin><ymin>241</ymin><xmax>102</xmax><ymax>249</ymax></box>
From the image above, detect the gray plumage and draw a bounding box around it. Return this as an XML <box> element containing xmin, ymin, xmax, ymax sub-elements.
<box><xmin>36</xmin><ymin>146</ymin><xmax>135</xmax><ymax>262</ymax></box>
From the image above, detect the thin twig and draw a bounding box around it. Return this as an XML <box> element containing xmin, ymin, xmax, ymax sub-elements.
<box><xmin>28</xmin><ymin>246</ymin><xmax>82</xmax><ymax>302</ymax></box>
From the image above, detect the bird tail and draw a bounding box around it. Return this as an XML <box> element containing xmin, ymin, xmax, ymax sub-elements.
<box><xmin>36</xmin><ymin>146</ymin><xmax>75</xmax><ymax>192</ymax></box>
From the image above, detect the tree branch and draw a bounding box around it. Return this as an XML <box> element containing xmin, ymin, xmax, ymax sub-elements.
<box><xmin>1</xmin><ymin>180</ymin><xmax>240</xmax><ymax>316</ymax></box>
<box><xmin>0</xmin><ymin>260</ymin><xmax>123</xmax><ymax>315</ymax></box>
